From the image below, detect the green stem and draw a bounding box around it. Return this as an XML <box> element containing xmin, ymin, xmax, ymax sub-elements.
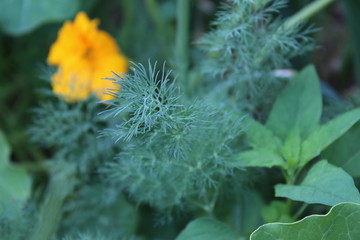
<box><xmin>30</xmin><ymin>162</ymin><xmax>76</xmax><ymax>240</ymax></box>
<box><xmin>175</xmin><ymin>0</ymin><xmax>190</xmax><ymax>96</ymax></box>
<box><xmin>120</xmin><ymin>0</ymin><xmax>135</xmax><ymax>51</ymax></box>
<box><xmin>286</xmin><ymin>199</ymin><xmax>293</xmax><ymax>216</ymax></box>
<box><xmin>284</xmin><ymin>0</ymin><xmax>336</xmax><ymax>29</ymax></box>
<box><xmin>282</xmin><ymin>166</ymin><xmax>306</xmax><ymax>216</ymax></box>
<box><xmin>188</xmin><ymin>198</ymin><xmax>214</xmax><ymax>217</ymax></box>
<box><xmin>205</xmin><ymin>187</ymin><xmax>220</xmax><ymax>217</ymax></box>
<box><xmin>293</xmin><ymin>203</ymin><xmax>308</xmax><ymax>220</ymax></box>
<box><xmin>281</xmin><ymin>168</ymin><xmax>296</xmax><ymax>215</ymax></box>
<box><xmin>281</xmin><ymin>169</ymin><xmax>291</xmax><ymax>183</ymax></box>
<box><xmin>17</xmin><ymin>162</ymin><xmax>49</xmax><ymax>173</ymax></box>
<box><xmin>146</xmin><ymin>0</ymin><xmax>165</xmax><ymax>37</ymax></box>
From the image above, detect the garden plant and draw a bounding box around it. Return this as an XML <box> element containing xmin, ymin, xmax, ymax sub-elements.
<box><xmin>1</xmin><ymin>0</ymin><xmax>360</xmax><ymax>239</ymax></box>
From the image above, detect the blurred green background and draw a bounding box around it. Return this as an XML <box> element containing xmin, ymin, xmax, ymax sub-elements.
<box><xmin>0</xmin><ymin>0</ymin><xmax>359</xmax><ymax>165</ymax></box>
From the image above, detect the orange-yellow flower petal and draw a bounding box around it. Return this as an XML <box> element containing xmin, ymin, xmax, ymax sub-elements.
<box><xmin>47</xmin><ymin>11</ymin><xmax>128</xmax><ymax>102</ymax></box>
<box><xmin>52</xmin><ymin>66</ymin><xmax>92</xmax><ymax>102</ymax></box>
<box><xmin>92</xmin><ymin>54</ymin><xmax>129</xmax><ymax>101</ymax></box>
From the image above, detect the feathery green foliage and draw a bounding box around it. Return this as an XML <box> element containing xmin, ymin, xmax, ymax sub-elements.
<box><xmin>102</xmin><ymin>62</ymin><xmax>183</xmax><ymax>142</ymax></box>
<box><xmin>61</xmin><ymin>232</ymin><xmax>114</xmax><ymax>240</ymax></box>
<box><xmin>102</xmin><ymin>62</ymin><xmax>244</xmax><ymax>209</ymax></box>
<box><xmin>198</xmin><ymin>0</ymin><xmax>315</xmax><ymax>115</ymax></box>
<box><xmin>60</xmin><ymin>183</ymin><xmax>138</xmax><ymax>239</ymax></box>
<box><xmin>0</xmin><ymin>203</ymin><xmax>35</xmax><ymax>240</ymax></box>
<box><xmin>28</xmin><ymin>97</ymin><xmax>114</xmax><ymax>173</ymax></box>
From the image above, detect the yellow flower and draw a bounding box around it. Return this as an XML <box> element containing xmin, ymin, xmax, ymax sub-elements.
<box><xmin>48</xmin><ymin>12</ymin><xmax>128</xmax><ymax>102</ymax></box>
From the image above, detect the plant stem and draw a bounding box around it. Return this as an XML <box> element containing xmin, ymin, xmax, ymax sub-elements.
<box><xmin>188</xmin><ymin>198</ymin><xmax>214</xmax><ymax>217</ymax></box>
<box><xmin>146</xmin><ymin>0</ymin><xmax>164</xmax><ymax>35</ymax></box>
<box><xmin>282</xmin><ymin>169</ymin><xmax>296</xmax><ymax>215</ymax></box>
<box><xmin>293</xmin><ymin>203</ymin><xmax>308</xmax><ymax>220</ymax></box>
<box><xmin>145</xmin><ymin>0</ymin><xmax>169</xmax><ymax>54</ymax></box>
<box><xmin>175</xmin><ymin>0</ymin><xmax>190</xmax><ymax>96</ymax></box>
<box><xmin>30</xmin><ymin>162</ymin><xmax>76</xmax><ymax>240</ymax></box>
<box><xmin>18</xmin><ymin>162</ymin><xmax>49</xmax><ymax>173</ymax></box>
<box><xmin>119</xmin><ymin>0</ymin><xmax>134</xmax><ymax>51</ymax></box>
<box><xmin>284</xmin><ymin>0</ymin><xmax>336</xmax><ymax>29</ymax></box>
<box><xmin>286</xmin><ymin>199</ymin><xmax>293</xmax><ymax>216</ymax></box>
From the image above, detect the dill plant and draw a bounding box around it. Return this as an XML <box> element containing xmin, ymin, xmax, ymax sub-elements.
<box><xmin>0</xmin><ymin>205</ymin><xmax>35</xmax><ymax>240</ymax></box>
<box><xmin>197</xmin><ymin>0</ymin><xmax>315</xmax><ymax>117</ymax></box>
<box><xmin>60</xmin><ymin>183</ymin><xmax>138</xmax><ymax>238</ymax></box>
<box><xmin>27</xmin><ymin>95</ymin><xmax>120</xmax><ymax>240</ymax></box>
<box><xmin>102</xmin><ymin>62</ymin><xmax>244</xmax><ymax>210</ymax></box>
<box><xmin>28</xmin><ymin>96</ymin><xmax>114</xmax><ymax>173</ymax></box>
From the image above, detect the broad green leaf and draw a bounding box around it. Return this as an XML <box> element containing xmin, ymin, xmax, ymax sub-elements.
<box><xmin>0</xmin><ymin>130</ymin><xmax>31</xmax><ymax>206</ymax></box>
<box><xmin>300</xmin><ymin>108</ymin><xmax>360</xmax><ymax>165</ymax></box>
<box><xmin>0</xmin><ymin>166</ymin><xmax>32</xmax><ymax>203</ymax></box>
<box><xmin>322</xmin><ymin>122</ymin><xmax>360</xmax><ymax>177</ymax></box>
<box><xmin>230</xmin><ymin>149</ymin><xmax>284</xmax><ymax>168</ymax></box>
<box><xmin>0</xmin><ymin>130</ymin><xmax>10</xmax><ymax>168</ymax></box>
<box><xmin>244</xmin><ymin>117</ymin><xmax>282</xmax><ymax>152</ymax></box>
<box><xmin>281</xmin><ymin>128</ymin><xmax>301</xmax><ymax>169</ymax></box>
<box><xmin>266</xmin><ymin>65</ymin><xmax>321</xmax><ymax>141</ymax></box>
<box><xmin>275</xmin><ymin>160</ymin><xmax>360</xmax><ymax>206</ymax></box>
<box><xmin>176</xmin><ymin>217</ymin><xmax>238</xmax><ymax>240</ymax></box>
<box><xmin>0</xmin><ymin>0</ymin><xmax>80</xmax><ymax>36</ymax></box>
<box><xmin>343</xmin><ymin>0</ymin><xmax>360</xmax><ymax>84</ymax></box>
<box><xmin>250</xmin><ymin>202</ymin><xmax>360</xmax><ymax>240</ymax></box>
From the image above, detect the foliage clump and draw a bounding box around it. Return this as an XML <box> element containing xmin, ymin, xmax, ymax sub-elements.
<box><xmin>102</xmin><ymin>62</ymin><xmax>243</xmax><ymax>209</ymax></box>
<box><xmin>60</xmin><ymin>183</ymin><xmax>138</xmax><ymax>239</ymax></box>
<box><xmin>198</xmin><ymin>0</ymin><xmax>315</xmax><ymax>116</ymax></box>
<box><xmin>28</xmin><ymin>97</ymin><xmax>114</xmax><ymax>173</ymax></box>
<box><xmin>0</xmin><ymin>204</ymin><xmax>35</xmax><ymax>240</ymax></box>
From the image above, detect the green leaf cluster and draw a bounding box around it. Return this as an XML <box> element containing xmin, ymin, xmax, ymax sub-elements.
<box><xmin>231</xmin><ymin>65</ymin><xmax>360</xmax><ymax>207</ymax></box>
<box><xmin>175</xmin><ymin>65</ymin><xmax>360</xmax><ymax>240</ymax></box>
<box><xmin>275</xmin><ymin>160</ymin><xmax>360</xmax><ymax>206</ymax></box>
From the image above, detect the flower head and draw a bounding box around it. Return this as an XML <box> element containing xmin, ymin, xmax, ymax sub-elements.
<box><xmin>48</xmin><ymin>12</ymin><xmax>128</xmax><ymax>102</ymax></box>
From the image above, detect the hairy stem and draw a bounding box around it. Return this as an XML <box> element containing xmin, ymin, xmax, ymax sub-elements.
<box><xmin>175</xmin><ymin>0</ymin><xmax>190</xmax><ymax>96</ymax></box>
<box><xmin>284</xmin><ymin>0</ymin><xmax>336</xmax><ymax>29</ymax></box>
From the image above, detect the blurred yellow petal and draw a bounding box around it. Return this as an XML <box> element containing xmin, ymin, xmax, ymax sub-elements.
<box><xmin>51</xmin><ymin>66</ymin><xmax>92</xmax><ymax>102</ymax></box>
<box><xmin>47</xmin><ymin>11</ymin><xmax>128</xmax><ymax>102</ymax></box>
<box><xmin>92</xmin><ymin>54</ymin><xmax>129</xmax><ymax>101</ymax></box>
